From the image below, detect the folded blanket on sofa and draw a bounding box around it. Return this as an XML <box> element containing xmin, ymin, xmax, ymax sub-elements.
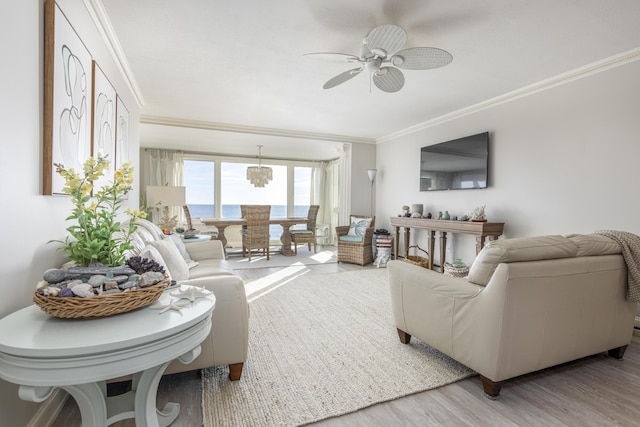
<box><xmin>593</xmin><ymin>230</ymin><xmax>640</xmax><ymax>302</ymax></box>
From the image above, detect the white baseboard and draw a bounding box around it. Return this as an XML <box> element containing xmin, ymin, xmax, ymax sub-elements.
<box><xmin>27</xmin><ymin>389</ymin><xmax>68</xmax><ymax>427</ymax></box>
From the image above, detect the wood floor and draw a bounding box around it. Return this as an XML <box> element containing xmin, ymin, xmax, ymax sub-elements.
<box><xmin>52</xmin><ymin>250</ymin><xmax>640</xmax><ymax>427</ymax></box>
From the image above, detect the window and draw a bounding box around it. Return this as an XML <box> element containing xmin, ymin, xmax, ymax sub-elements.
<box><xmin>183</xmin><ymin>156</ymin><xmax>318</xmax><ymax>241</ymax></box>
<box><xmin>293</xmin><ymin>166</ymin><xmax>312</xmax><ymax>217</ymax></box>
<box><xmin>184</xmin><ymin>159</ymin><xmax>214</xmax><ymax>218</ymax></box>
<box><xmin>220</xmin><ymin>162</ymin><xmax>287</xmax><ymax>218</ymax></box>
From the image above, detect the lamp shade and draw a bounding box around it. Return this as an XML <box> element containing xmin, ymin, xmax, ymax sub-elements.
<box><xmin>146</xmin><ymin>185</ymin><xmax>186</xmax><ymax>207</ymax></box>
<box><xmin>367</xmin><ymin>169</ymin><xmax>377</xmax><ymax>183</ymax></box>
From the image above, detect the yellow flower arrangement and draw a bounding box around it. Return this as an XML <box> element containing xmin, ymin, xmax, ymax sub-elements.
<box><xmin>53</xmin><ymin>155</ymin><xmax>147</xmax><ymax>266</ymax></box>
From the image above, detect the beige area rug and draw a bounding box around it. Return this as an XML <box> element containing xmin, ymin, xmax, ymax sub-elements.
<box><xmin>201</xmin><ymin>269</ymin><xmax>476</xmax><ymax>426</ymax></box>
<box><xmin>226</xmin><ymin>247</ymin><xmax>337</xmax><ymax>270</ymax></box>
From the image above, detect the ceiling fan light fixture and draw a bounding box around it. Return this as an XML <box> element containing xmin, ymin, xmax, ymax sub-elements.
<box><xmin>391</xmin><ymin>55</ymin><xmax>405</xmax><ymax>66</ymax></box>
<box><xmin>305</xmin><ymin>24</ymin><xmax>452</xmax><ymax>93</ymax></box>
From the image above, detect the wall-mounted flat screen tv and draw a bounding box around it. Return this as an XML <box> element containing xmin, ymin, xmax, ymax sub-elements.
<box><xmin>420</xmin><ymin>132</ymin><xmax>489</xmax><ymax>191</ymax></box>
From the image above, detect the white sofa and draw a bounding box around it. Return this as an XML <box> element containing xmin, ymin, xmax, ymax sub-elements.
<box><xmin>389</xmin><ymin>234</ymin><xmax>636</xmax><ymax>397</ymax></box>
<box><xmin>130</xmin><ymin>219</ymin><xmax>249</xmax><ymax>380</ymax></box>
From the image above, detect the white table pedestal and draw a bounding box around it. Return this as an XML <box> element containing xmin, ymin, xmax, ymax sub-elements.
<box><xmin>0</xmin><ymin>286</ymin><xmax>215</xmax><ymax>427</ymax></box>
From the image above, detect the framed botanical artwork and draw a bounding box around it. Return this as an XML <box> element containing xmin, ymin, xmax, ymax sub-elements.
<box><xmin>91</xmin><ymin>61</ymin><xmax>117</xmax><ymax>190</ymax></box>
<box><xmin>115</xmin><ymin>95</ymin><xmax>130</xmax><ymax>170</ymax></box>
<box><xmin>43</xmin><ymin>0</ymin><xmax>93</xmax><ymax>195</ymax></box>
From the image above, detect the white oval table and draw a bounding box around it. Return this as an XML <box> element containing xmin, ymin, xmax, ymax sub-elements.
<box><xmin>0</xmin><ymin>286</ymin><xmax>215</xmax><ymax>427</ymax></box>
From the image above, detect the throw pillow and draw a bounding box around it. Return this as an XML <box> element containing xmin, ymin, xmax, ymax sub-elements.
<box><xmin>148</xmin><ymin>239</ymin><xmax>189</xmax><ymax>281</ymax></box>
<box><xmin>165</xmin><ymin>234</ymin><xmax>193</xmax><ymax>262</ymax></box>
<box><xmin>347</xmin><ymin>217</ymin><xmax>372</xmax><ymax>237</ymax></box>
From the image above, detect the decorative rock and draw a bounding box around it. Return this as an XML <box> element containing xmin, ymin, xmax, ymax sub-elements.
<box><xmin>112</xmin><ymin>275</ymin><xmax>130</xmax><ymax>284</ymax></box>
<box><xmin>64</xmin><ymin>265</ymin><xmax>136</xmax><ymax>280</ymax></box>
<box><xmin>88</xmin><ymin>275</ymin><xmax>106</xmax><ymax>287</ymax></box>
<box><xmin>43</xmin><ymin>268</ymin><xmax>66</xmax><ymax>284</ymax></box>
<box><xmin>59</xmin><ymin>287</ymin><xmax>74</xmax><ymax>297</ymax></box>
<box><xmin>119</xmin><ymin>281</ymin><xmax>137</xmax><ymax>290</ymax></box>
<box><xmin>71</xmin><ymin>283</ymin><xmax>95</xmax><ymax>298</ymax></box>
<box><xmin>102</xmin><ymin>289</ymin><xmax>122</xmax><ymax>295</ymax></box>
<box><xmin>43</xmin><ymin>286</ymin><xmax>60</xmax><ymax>297</ymax></box>
<box><xmin>105</xmin><ymin>282</ymin><xmax>118</xmax><ymax>291</ymax></box>
<box><xmin>139</xmin><ymin>271</ymin><xmax>165</xmax><ymax>288</ymax></box>
<box><xmin>36</xmin><ymin>280</ymin><xmax>49</xmax><ymax>289</ymax></box>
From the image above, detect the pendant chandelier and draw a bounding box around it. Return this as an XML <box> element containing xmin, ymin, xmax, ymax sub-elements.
<box><xmin>246</xmin><ymin>145</ymin><xmax>273</xmax><ymax>187</ymax></box>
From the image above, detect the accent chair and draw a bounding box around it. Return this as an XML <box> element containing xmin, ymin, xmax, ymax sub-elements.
<box><xmin>336</xmin><ymin>214</ymin><xmax>376</xmax><ymax>265</ymax></box>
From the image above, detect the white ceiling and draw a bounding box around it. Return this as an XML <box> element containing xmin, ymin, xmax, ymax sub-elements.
<box><xmin>100</xmin><ymin>0</ymin><xmax>640</xmax><ymax>160</ymax></box>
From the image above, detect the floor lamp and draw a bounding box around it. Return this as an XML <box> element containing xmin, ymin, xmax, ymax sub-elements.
<box><xmin>367</xmin><ymin>169</ymin><xmax>377</xmax><ymax>216</ymax></box>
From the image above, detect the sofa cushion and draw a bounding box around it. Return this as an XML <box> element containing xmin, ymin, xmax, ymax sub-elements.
<box><xmin>339</xmin><ymin>235</ymin><xmax>364</xmax><ymax>243</ymax></box>
<box><xmin>187</xmin><ymin>259</ymin><xmax>235</xmax><ymax>278</ymax></box>
<box><xmin>468</xmin><ymin>235</ymin><xmax>578</xmax><ymax>286</ymax></box>
<box><xmin>565</xmin><ymin>234</ymin><xmax>621</xmax><ymax>257</ymax></box>
<box><xmin>165</xmin><ymin>234</ymin><xmax>195</xmax><ymax>262</ymax></box>
<box><xmin>148</xmin><ymin>239</ymin><xmax>190</xmax><ymax>281</ymax></box>
<box><xmin>135</xmin><ymin>218</ymin><xmax>164</xmax><ymax>241</ymax></box>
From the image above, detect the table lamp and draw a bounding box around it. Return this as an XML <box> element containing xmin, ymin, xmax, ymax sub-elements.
<box><xmin>146</xmin><ymin>185</ymin><xmax>186</xmax><ymax>234</ymax></box>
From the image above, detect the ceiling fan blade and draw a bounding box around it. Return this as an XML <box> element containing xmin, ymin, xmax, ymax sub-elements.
<box><xmin>391</xmin><ymin>47</ymin><xmax>453</xmax><ymax>70</ymax></box>
<box><xmin>304</xmin><ymin>52</ymin><xmax>360</xmax><ymax>62</ymax></box>
<box><xmin>364</xmin><ymin>24</ymin><xmax>407</xmax><ymax>58</ymax></box>
<box><xmin>323</xmin><ymin>67</ymin><xmax>363</xmax><ymax>89</ymax></box>
<box><xmin>373</xmin><ymin>67</ymin><xmax>405</xmax><ymax>93</ymax></box>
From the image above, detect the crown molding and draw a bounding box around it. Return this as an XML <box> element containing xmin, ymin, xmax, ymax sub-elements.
<box><xmin>140</xmin><ymin>115</ymin><xmax>376</xmax><ymax>144</ymax></box>
<box><xmin>83</xmin><ymin>0</ymin><xmax>144</xmax><ymax>107</ymax></box>
<box><xmin>377</xmin><ymin>47</ymin><xmax>640</xmax><ymax>144</ymax></box>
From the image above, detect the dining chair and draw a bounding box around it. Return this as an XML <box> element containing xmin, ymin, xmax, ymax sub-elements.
<box><xmin>182</xmin><ymin>205</ymin><xmax>217</xmax><ymax>239</ymax></box>
<box><xmin>290</xmin><ymin>205</ymin><xmax>320</xmax><ymax>254</ymax></box>
<box><xmin>240</xmin><ymin>205</ymin><xmax>271</xmax><ymax>261</ymax></box>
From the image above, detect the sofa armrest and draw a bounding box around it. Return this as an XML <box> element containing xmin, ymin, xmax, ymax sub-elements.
<box><xmin>170</xmin><ymin>275</ymin><xmax>249</xmax><ymax>368</ymax></box>
<box><xmin>185</xmin><ymin>239</ymin><xmax>226</xmax><ymax>261</ymax></box>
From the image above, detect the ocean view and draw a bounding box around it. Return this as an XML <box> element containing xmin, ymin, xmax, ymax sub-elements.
<box><xmin>187</xmin><ymin>204</ymin><xmax>310</xmax><ymax>219</ymax></box>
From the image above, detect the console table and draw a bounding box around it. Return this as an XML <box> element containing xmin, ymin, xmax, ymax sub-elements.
<box><xmin>0</xmin><ymin>287</ymin><xmax>215</xmax><ymax>427</ymax></box>
<box><xmin>390</xmin><ymin>217</ymin><xmax>505</xmax><ymax>272</ymax></box>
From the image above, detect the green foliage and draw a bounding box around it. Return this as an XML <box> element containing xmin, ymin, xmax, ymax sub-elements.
<box><xmin>52</xmin><ymin>155</ymin><xmax>147</xmax><ymax>266</ymax></box>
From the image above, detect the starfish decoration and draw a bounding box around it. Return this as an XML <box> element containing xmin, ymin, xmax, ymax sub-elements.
<box><xmin>171</xmin><ymin>286</ymin><xmax>212</xmax><ymax>302</ymax></box>
<box><xmin>150</xmin><ymin>299</ymin><xmax>191</xmax><ymax>314</ymax></box>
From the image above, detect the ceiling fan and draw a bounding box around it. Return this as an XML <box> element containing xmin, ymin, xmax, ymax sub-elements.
<box><xmin>305</xmin><ymin>24</ymin><xmax>453</xmax><ymax>93</ymax></box>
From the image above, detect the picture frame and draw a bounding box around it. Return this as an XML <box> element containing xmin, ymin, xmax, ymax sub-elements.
<box><xmin>91</xmin><ymin>61</ymin><xmax>117</xmax><ymax>190</ymax></box>
<box><xmin>43</xmin><ymin>0</ymin><xmax>93</xmax><ymax>195</ymax></box>
<box><xmin>115</xmin><ymin>95</ymin><xmax>130</xmax><ymax>170</ymax></box>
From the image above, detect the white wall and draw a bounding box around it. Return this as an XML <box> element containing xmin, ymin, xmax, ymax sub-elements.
<box><xmin>0</xmin><ymin>1</ymin><xmax>140</xmax><ymax>425</ymax></box>
<box><xmin>376</xmin><ymin>58</ymin><xmax>640</xmax><ymax>267</ymax></box>
<box><xmin>350</xmin><ymin>142</ymin><xmax>377</xmax><ymax>218</ymax></box>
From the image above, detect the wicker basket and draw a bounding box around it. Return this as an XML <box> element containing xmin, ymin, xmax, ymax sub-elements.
<box><xmin>405</xmin><ymin>245</ymin><xmax>431</xmax><ymax>269</ymax></box>
<box><xmin>33</xmin><ymin>280</ymin><xmax>169</xmax><ymax>319</ymax></box>
<box><xmin>443</xmin><ymin>263</ymin><xmax>470</xmax><ymax>278</ymax></box>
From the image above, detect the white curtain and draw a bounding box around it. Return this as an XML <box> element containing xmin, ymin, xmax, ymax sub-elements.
<box><xmin>140</xmin><ymin>149</ymin><xmax>185</xmax><ymax>222</ymax></box>
<box><xmin>337</xmin><ymin>143</ymin><xmax>351</xmax><ymax>229</ymax></box>
<box><xmin>310</xmin><ymin>157</ymin><xmax>342</xmax><ymax>245</ymax></box>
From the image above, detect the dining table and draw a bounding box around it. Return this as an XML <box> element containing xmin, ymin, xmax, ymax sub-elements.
<box><xmin>200</xmin><ymin>217</ymin><xmax>309</xmax><ymax>256</ymax></box>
